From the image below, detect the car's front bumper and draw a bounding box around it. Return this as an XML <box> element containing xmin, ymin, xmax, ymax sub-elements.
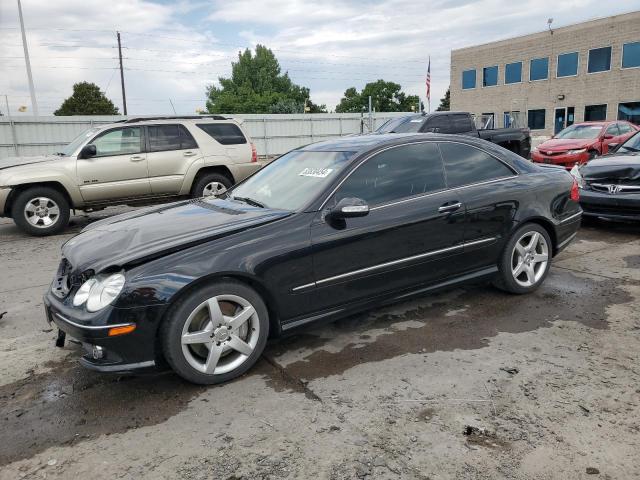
<box><xmin>531</xmin><ymin>151</ymin><xmax>589</xmax><ymax>169</ymax></box>
<box><xmin>579</xmin><ymin>188</ymin><xmax>640</xmax><ymax>221</ymax></box>
<box><xmin>44</xmin><ymin>291</ymin><xmax>167</xmax><ymax>373</ymax></box>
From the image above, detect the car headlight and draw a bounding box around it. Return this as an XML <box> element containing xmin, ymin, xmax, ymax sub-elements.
<box><xmin>567</xmin><ymin>149</ymin><xmax>586</xmax><ymax>155</ymax></box>
<box><xmin>73</xmin><ymin>273</ymin><xmax>125</xmax><ymax>312</ymax></box>
<box><xmin>569</xmin><ymin>165</ymin><xmax>585</xmax><ymax>188</ymax></box>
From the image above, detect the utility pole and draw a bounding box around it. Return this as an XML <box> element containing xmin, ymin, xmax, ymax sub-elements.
<box><xmin>117</xmin><ymin>32</ymin><xmax>127</xmax><ymax>115</ymax></box>
<box><xmin>17</xmin><ymin>0</ymin><xmax>38</xmax><ymax>116</ymax></box>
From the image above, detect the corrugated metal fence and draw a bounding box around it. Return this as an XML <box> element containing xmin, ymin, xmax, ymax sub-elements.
<box><xmin>0</xmin><ymin>113</ymin><xmax>409</xmax><ymax>159</ymax></box>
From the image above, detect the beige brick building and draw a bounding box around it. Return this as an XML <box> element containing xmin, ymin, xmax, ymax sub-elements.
<box><xmin>450</xmin><ymin>11</ymin><xmax>640</xmax><ymax>138</ymax></box>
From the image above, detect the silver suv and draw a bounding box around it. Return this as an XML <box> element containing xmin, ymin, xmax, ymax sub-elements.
<box><xmin>0</xmin><ymin>116</ymin><xmax>263</xmax><ymax>236</ymax></box>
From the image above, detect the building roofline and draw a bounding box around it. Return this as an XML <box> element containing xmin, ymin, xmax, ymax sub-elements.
<box><xmin>452</xmin><ymin>10</ymin><xmax>640</xmax><ymax>53</ymax></box>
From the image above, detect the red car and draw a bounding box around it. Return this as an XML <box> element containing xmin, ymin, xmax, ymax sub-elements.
<box><xmin>531</xmin><ymin>121</ymin><xmax>639</xmax><ymax>169</ymax></box>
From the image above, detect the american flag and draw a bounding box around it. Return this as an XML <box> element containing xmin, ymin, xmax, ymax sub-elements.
<box><xmin>426</xmin><ymin>57</ymin><xmax>431</xmax><ymax>103</ymax></box>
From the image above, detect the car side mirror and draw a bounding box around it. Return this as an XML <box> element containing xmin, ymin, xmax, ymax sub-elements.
<box><xmin>79</xmin><ymin>144</ymin><xmax>97</xmax><ymax>159</ymax></box>
<box><xmin>603</xmin><ymin>134</ymin><xmax>614</xmax><ymax>140</ymax></box>
<box><xmin>328</xmin><ymin>197</ymin><xmax>369</xmax><ymax>220</ymax></box>
<box><xmin>425</xmin><ymin>127</ymin><xmax>440</xmax><ymax>133</ymax></box>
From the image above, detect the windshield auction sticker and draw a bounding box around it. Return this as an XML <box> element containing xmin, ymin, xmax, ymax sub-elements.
<box><xmin>299</xmin><ymin>167</ymin><xmax>333</xmax><ymax>178</ymax></box>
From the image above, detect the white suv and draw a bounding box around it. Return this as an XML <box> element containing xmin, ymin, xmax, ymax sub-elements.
<box><xmin>0</xmin><ymin>116</ymin><xmax>264</xmax><ymax>235</ymax></box>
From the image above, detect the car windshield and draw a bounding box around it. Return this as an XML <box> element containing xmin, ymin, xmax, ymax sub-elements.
<box><xmin>554</xmin><ymin>124</ymin><xmax>603</xmax><ymax>139</ymax></box>
<box><xmin>618</xmin><ymin>131</ymin><xmax>640</xmax><ymax>153</ymax></box>
<box><xmin>57</xmin><ymin>127</ymin><xmax>101</xmax><ymax>156</ymax></box>
<box><xmin>376</xmin><ymin>117</ymin><xmax>423</xmax><ymax>133</ymax></box>
<box><xmin>229</xmin><ymin>150</ymin><xmax>354</xmax><ymax>210</ymax></box>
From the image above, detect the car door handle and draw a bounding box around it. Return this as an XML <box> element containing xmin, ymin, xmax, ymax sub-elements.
<box><xmin>130</xmin><ymin>155</ymin><xmax>145</xmax><ymax>162</ymax></box>
<box><xmin>183</xmin><ymin>151</ymin><xmax>197</xmax><ymax>157</ymax></box>
<box><xmin>438</xmin><ymin>202</ymin><xmax>462</xmax><ymax>213</ymax></box>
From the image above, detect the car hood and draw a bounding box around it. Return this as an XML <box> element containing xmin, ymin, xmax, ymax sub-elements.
<box><xmin>62</xmin><ymin>198</ymin><xmax>292</xmax><ymax>273</ymax></box>
<box><xmin>581</xmin><ymin>153</ymin><xmax>640</xmax><ymax>183</ymax></box>
<box><xmin>537</xmin><ymin>139</ymin><xmax>595</xmax><ymax>151</ymax></box>
<box><xmin>0</xmin><ymin>154</ymin><xmax>64</xmax><ymax>171</ymax></box>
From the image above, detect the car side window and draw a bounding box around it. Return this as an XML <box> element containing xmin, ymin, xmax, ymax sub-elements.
<box><xmin>450</xmin><ymin>114</ymin><xmax>473</xmax><ymax>133</ymax></box>
<box><xmin>148</xmin><ymin>125</ymin><xmax>181</xmax><ymax>152</ymax></box>
<box><xmin>423</xmin><ymin>116</ymin><xmax>450</xmax><ymax>133</ymax></box>
<box><xmin>393</xmin><ymin>119</ymin><xmax>424</xmax><ymax>133</ymax></box>
<box><xmin>196</xmin><ymin>123</ymin><xmax>247</xmax><ymax>145</ymax></box>
<box><xmin>179</xmin><ymin>125</ymin><xmax>198</xmax><ymax>149</ymax></box>
<box><xmin>617</xmin><ymin>123</ymin><xmax>633</xmax><ymax>134</ymax></box>
<box><xmin>439</xmin><ymin>142</ymin><xmax>515</xmax><ymax>188</ymax></box>
<box><xmin>334</xmin><ymin>142</ymin><xmax>446</xmax><ymax>206</ymax></box>
<box><xmin>92</xmin><ymin>127</ymin><xmax>142</xmax><ymax>157</ymax></box>
<box><xmin>605</xmin><ymin>124</ymin><xmax>620</xmax><ymax>136</ymax></box>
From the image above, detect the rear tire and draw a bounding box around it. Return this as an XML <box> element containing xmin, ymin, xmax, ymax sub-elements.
<box><xmin>192</xmin><ymin>172</ymin><xmax>233</xmax><ymax>198</ymax></box>
<box><xmin>11</xmin><ymin>186</ymin><xmax>70</xmax><ymax>236</ymax></box>
<box><xmin>161</xmin><ymin>280</ymin><xmax>269</xmax><ymax>385</ymax></box>
<box><xmin>493</xmin><ymin>223</ymin><xmax>552</xmax><ymax>294</ymax></box>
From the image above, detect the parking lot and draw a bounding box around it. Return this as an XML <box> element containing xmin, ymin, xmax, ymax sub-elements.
<box><xmin>0</xmin><ymin>210</ymin><xmax>639</xmax><ymax>479</ymax></box>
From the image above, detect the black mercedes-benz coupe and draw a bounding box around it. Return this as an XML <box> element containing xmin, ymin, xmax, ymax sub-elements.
<box><xmin>45</xmin><ymin>134</ymin><xmax>582</xmax><ymax>384</ymax></box>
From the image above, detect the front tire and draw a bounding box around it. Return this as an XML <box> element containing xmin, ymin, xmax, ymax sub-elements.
<box><xmin>11</xmin><ymin>187</ymin><xmax>70</xmax><ymax>236</ymax></box>
<box><xmin>161</xmin><ymin>280</ymin><xmax>269</xmax><ymax>385</ymax></box>
<box><xmin>493</xmin><ymin>223</ymin><xmax>552</xmax><ymax>294</ymax></box>
<box><xmin>192</xmin><ymin>173</ymin><xmax>233</xmax><ymax>198</ymax></box>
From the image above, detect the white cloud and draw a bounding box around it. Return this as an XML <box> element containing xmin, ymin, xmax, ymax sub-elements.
<box><xmin>1</xmin><ymin>0</ymin><xmax>637</xmax><ymax>114</ymax></box>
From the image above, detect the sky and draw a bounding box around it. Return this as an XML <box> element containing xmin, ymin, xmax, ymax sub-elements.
<box><xmin>1</xmin><ymin>0</ymin><xmax>639</xmax><ymax>115</ymax></box>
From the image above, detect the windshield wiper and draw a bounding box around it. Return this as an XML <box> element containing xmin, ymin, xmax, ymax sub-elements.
<box><xmin>233</xmin><ymin>196</ymin><xmax>266</xmax><ymax>208</ymax></box>
<box><xmin>621</xmin><ymin>146</ymin><xmax>639</xmax><ymax>153</ymax></box>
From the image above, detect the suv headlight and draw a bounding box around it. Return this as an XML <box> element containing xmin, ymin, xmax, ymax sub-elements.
<box><xmin>73</xmin><ymin>272</ymin><xmax>125</xmax><ymax>312</ymax></box>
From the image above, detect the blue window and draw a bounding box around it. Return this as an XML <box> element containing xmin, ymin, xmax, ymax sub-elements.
<box><xmin>483</xmin><ymin>66</ymin><xmax>498</xmax><ymax>87</ymax></box>
<box><xmin>557</xmin><ymin>52</ymin><xmax>579</xmax><ymax>77</ymax></box>
<box><xmin>618</xmin><ymin>102</ymin><xmax>640</xmax><ymax>124</ymax></box>
<box><xmin>529</xmin><ymin>57</ymin><xmax>549</xmax><ymax>81</ymax></box>
<box><xmin>622</xmin><ymin>42</ymin><xmax>640</xmax><ymax>69</ymax></box>
<box><xmin>504</xmin><ymin>62</ymin><xmax>522</xmax><ymax>84</ymax></box>
<box><xmin>528</xmin><ymin>109</ymin><xmax>546</xmax><ymax>130</ymax></box>
<box><xmin>588</xmin><ymin>47</ymin><xmax>611</xmax><ymax>73</ymax></box>
<box><xmin>462</xmin><ymin>69</ymin><xmax>476</xmax><ymax>89</ymax></box>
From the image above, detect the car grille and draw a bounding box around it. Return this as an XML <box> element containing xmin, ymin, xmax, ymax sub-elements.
<box><xmin>541</xmin><ymin>150</ymin><xmax>567</xmax><ymax>157</ymax></box>
<box><xmin>52</xmin><ymin>258</ymin><xmax>73</xmax><ymax>299</ymax></box>
<box><xmin>582</xmin><ymin>203</ymin><xmax>640</xmax><ymax>216</ymax></box>
<box><xmin>589</xmin><ymin>183</ymin><xmax>640</xmax><ymax>194</ymax></box>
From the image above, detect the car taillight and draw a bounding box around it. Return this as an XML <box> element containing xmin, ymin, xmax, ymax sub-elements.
<box><xmin>570</xmin><ymin>179</ymin><xmax>580</xmax><ymax>201</ymax></box>
<box><xmin>251</xmin><ymin>143</ymin><xmax>257</xmax><ymax>163</ymax></box>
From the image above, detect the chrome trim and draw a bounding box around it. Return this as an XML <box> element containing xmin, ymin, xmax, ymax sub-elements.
<box><xmin>291</xmin><ymin>282</ymin><xmax>316</xmax><ymax>292</ymax></box>
<box><xmin>318</xmin><ymin>139</ymin><xmax>519</xmax><ymax>211</ymax></box>
<box><xmin>591</xmin><ymin>183</ymin><xmax>640</xmax><ymax>194</ymax></box>
<box><xmin>559</xmin><ymin>211</ymin><xmax>582</xmax><ymax>224</ymax></box>
<box><xmin>54</xmin><ymin>312</ymin><xmax>134</xmax><ymax>331</ymax></box>
<box><xmin>292</xmin><ymin>237</ymin><xmax>497</xmax><ymax>291</ymax></box>
<box><xmin>557</xmin><ymin>231</ymin><xmax>578</xmax><ymax>249</ymax></box>
<box><xmin>438</xmin><ymin>202</ymin><xmax>463</xmax><ymax>213</ymax></box>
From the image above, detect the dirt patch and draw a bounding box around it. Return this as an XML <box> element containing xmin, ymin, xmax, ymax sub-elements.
<box><xmin>0</xmin><ymin>354</ymin><xmax>204</xmax><ymax>466</ymax></box>
<box><xmin>264</xmin><ymin>269</ymin><xmax>630</xmax><ymax>384</ymax></box>
<box><xmin>624</xmin><ymin>255</ymin><xmax>640</xmax><ymax>268</ymax></box>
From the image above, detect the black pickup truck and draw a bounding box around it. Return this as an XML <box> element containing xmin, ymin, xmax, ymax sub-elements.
<box><xmin>376</xmin><ymin>111</ymin><xmax>531</xmax><ymax>158</ymax></box>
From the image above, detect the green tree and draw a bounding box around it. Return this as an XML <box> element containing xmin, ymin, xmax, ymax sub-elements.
<box><xmin>206</xmin><ymin>45</ymin><xmax>325</xmax><ymax>114</ymax></box>
<box><xmin>54</xmin><ymin>82</ymin><xmax>119</xmax><ymax>115</ymax></box>
<box><xmin>335</xmin><ymin>80</ymin><xmax>419</xmax><ymax>113</ymax></box>
<box><xmin>436</xmin><ymin>87</ymin><xmax>450</xmax><ymax>111</ymax></box>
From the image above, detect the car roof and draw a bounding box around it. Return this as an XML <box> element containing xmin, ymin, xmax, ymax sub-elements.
<box><xmin>300</xmin><ymin>132</ymin><xmax>484</xmax><ymax>153</ymax></box>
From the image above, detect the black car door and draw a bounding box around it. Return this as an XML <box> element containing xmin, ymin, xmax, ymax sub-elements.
<box><xmin>437</xmin><ymin>141</ymin><xmax>519</xmax><ymax>271</ymax></box>
<box><xmin>307</xmin><ymin>141</ymin><xmax>467</xmax><ymax>310</ymax></box>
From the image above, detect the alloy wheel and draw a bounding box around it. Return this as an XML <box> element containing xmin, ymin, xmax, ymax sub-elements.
<box><xmin>203</xmin><ymin>182</ymin><xmax>227</xmax><ymax>197</ymax></box>
<box><xmin>511</xmin><ymin>231</ymin><xmax>549</xmax><ymax>287</ymax></box>
<box><xmin>181</xmin><ymin>294</ymin><xmax>260</xmax><ymax>375</ymax></box>
<box><xmin>23</xmin><ymin>197</ymin><xmax>61</xmax><ymax>229</ymax></box>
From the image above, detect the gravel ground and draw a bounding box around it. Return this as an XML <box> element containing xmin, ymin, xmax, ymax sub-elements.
<box><xmin>0</xmin><ymin>209</ymin><xmax>639</xmax><ymax>480</ymax></box>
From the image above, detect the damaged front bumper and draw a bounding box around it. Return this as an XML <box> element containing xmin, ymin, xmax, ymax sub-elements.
<box><xmin>44</xmin><ymin>291</ymin><xmax>165</xmax><ymax>373</ymax></box>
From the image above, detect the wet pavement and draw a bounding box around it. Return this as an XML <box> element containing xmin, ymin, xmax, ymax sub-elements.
<box><xmin>0</xmin><ymin>211</ymin><xmax>639</xmax><ymax>479</ymax></box>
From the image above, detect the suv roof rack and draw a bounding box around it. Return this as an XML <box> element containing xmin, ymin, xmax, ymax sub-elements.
<box><xmin>123</xmin><ymin>115</ymin><xmax>229</xmax><ymax>123</ymax></box>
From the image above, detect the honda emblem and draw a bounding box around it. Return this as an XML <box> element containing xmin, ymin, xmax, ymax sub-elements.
<box><xmin>607</xmin><ymin>185</ymin><xmax>621</xmax><ymax>194</ymax></box>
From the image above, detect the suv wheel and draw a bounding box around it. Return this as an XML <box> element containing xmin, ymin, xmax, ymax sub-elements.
<box><xmin>11</xmin><ymin>187</ymin><xmax>70</xmax><ymax>236</ymax></box>
<box><xmin>161</xmin><ymin>280</ymin><xmax>269</xmax><ymax>385</ymax></box>
<box><xmin>493</xmin><ymin>223</ymin><xmax>552</xmax><ymax>294</ymax></box>
<box><xmin>193</xmin><ymin>173</ymin><xmax>232</xmax><ymax>198</ymax></box>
